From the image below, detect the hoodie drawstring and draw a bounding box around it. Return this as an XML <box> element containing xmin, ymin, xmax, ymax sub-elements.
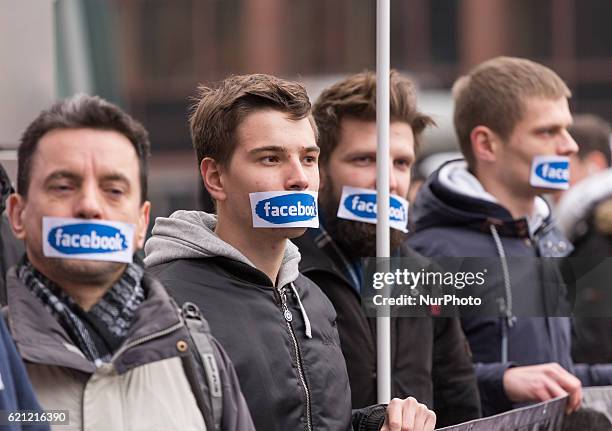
<box><xmin>490</xmin><ymin>224</ymin><xmax>515</xmax><ymax>363</ymax></box>
<box><xmin>290</xmin><ymin>282</ymin><xmax>312</xmax><ymax>339</ymax></box>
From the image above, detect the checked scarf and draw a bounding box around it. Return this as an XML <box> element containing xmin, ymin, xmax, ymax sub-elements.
<box><xmin>18</xmin><ymin>259</ymin><xmax>145</xmax><ymax>365</ymax></box>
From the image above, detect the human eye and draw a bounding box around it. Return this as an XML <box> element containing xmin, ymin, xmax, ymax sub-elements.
<box><xmin>538</xmin><ymin>127</ymin><xmax>559</xmax><ymax>138</ymax></box>
<box><xmin>260</xmin><ymin>155</ymin><xmax>280</xmax><ymax>165</ymax></box>
<box><xmin>48</xmin><ymin>181</ymin><xmax>74</xmax><ymax>193</ymax></box>
<box><xmin>303</xmin><ymin>154</ymin><xmax>319</xmax><ymax>165</ymax></box>
<box><xmin>394</xmin><ymin>159</ymin><xmax>412</xmax><ymax>170</ymax></box>
<box><xmin>351</xmin><ymin>155</ymin><xmax>375</xmax><ymax>166</ymax></box>
<box><xmin>106</xmin><ymin>187</ymin><xmax>124</xmax><ymax>197</ymax></box>
<box><xmin>103</xmin><ymin>182</ymin><xmax>128</xmax><ymax>199</ymax></box>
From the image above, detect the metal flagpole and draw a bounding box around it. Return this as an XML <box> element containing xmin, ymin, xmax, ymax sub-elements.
<box><xmin>376</xmin><ymin>0</ymin><xmax>392</xmax><ymax>404</ymax></box>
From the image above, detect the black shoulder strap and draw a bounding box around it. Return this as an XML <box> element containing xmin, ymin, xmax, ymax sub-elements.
<box><xmin>181</xmin><ymin>302</ymin><xmax>223</xmax><ymax>431</ymax></box>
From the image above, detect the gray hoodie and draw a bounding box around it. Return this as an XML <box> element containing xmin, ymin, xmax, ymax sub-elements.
<box><xmin>144</xmin><ymin>210</ymin><xmax>301</xmax><ymax>288</ymax></box>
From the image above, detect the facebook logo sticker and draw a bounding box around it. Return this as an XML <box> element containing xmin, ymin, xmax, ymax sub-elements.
<box><xmin>530</xmin><ymin>155</ymin><xmax>570</xmax><ymax>190</ymax></box>
<box><xmin>250</xmin><ymin>191</ymin><xmax>319</xmax><ymax>228</ymax></box>
<box><xmin>337</xmin><ymin>186</ymin><xmax>409</xmax><ymax>232</ymax></box>
<box><xmin>42</xmin><ymin>217</ymin><xmax>135</xmax><ymax>263</ymax></box>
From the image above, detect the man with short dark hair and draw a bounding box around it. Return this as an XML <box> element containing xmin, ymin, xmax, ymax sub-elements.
<box><xmin>5</xmin><ymin>94</ymin><xmax>254</xmax><ymax>431</ymax></box>
<box><xmin>292</xmin><ymin>70</ymin><xmax>481</xmax><ymax>428</ymax></box>
<box><xmin>408</xmin><ymin>56</ymin><xmax>612</xmax><ymax>416</ymax></box>
<box><xmin>146</xmin><ymin>73</ymin><xmax>436</xmax><ymax>431</ymax></box>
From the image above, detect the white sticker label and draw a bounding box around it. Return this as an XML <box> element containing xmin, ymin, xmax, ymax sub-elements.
<box><xmin>42</xmin><ymin>217</ymin><xmax>134</xmax><ymax>263</ymax></box>
<box><xmin>529</xmin><ymin>155</ymin><xmax>570</xmax><ymax>190</ymax></box>
<box><xmin>249</xmin><ymin>191</ymin><xmax>319</xmax><ymax>228</ymax></box>
<box><xmin>337</xmin><ymin>186</ymin><xmax>409</xmax><ymax>232</ymax></box>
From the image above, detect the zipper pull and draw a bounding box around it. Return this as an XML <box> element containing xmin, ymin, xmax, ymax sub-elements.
<box><xmin>280</xmin><ymin>288</ymin><xmax>293</xmax><ymax>322</ymax></box>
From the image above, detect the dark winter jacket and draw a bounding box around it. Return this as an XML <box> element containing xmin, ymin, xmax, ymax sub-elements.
<box><xmin>0</xmin><ymin>163</ymin><xmax>24</xmax><ymax>305</ymax></box>
<box><xmin>5</xmin><ymin>265</ymin><xmax>254</xmax><ymax>431</ymax></box>
<box><xmin>145</xmin><ymin>211</ymin><xmax>387</xmax><ymax>431</ymax></box>
<box><xmin>407</xmin><ymin>159</ymin><xmax>612</xmax><ymax>416</ymax></box>
<box><xmin>293</xmin><ymin>227</ymin><xmax>481</xmax><ymax>427</ymax></box>
<box><xmin>0</xmin><ymin>315</ymin><xmax>49</xmax><ymax>431</ymax></box>
<box><xmin>557</xmin><ymin>169</ymin><xmax>612</xmax><ymax>364</ymax></box>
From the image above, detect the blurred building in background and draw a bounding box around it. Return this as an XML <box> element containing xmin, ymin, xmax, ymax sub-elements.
<box><xmin>2</xmin><ymin>0</ymin><xmax>612</xmax><ymax>219</ymax></box>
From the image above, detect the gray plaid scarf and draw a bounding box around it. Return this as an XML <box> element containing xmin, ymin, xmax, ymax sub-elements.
<box><xmin>18</xmin><ymin>260</ymin><xmax>145</xmax><ymax>365</ymax></box>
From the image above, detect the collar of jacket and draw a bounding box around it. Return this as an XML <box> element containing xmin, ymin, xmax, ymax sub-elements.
<box><xmin>411</xmin><ymin>160</ymin><xmax>555</xmax><ymax>239</ymax></box>
<box><xmin>5</xmin><ymin>267</ymin><xmax>188</xmax><ymax>374</ymax></box>
<box><xmin>295</xmin><ymin>227</ymin><xmax>358</xmax><ymax>289</ymax></box>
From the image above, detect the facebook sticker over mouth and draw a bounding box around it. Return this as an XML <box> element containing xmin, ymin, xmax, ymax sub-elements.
<box><xmin>42</xmin><ymin>217</ymin><xmax>135</xmax><ymax>263</ymax></box>
<box><xmin>337</xmin><ymin>186</ymin><xmax>409</xmax><ymax>232</ymax></box>
<box><xmin>249</xmin><ymin>191</ymin><xmax>319</xmax><ymax>228</ymax></box>
<box><xmin>529</xmin><ymin>155</ymin><xmax>570</xmax><ymax>190</ymax></box>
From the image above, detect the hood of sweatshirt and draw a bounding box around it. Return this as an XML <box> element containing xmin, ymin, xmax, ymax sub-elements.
<box><xmin>411</xmin><ymin>159</ymin><xmax>552</xmax><ymax>238</ymax></box>
<box><xmin>144</xmin><ymin>210</ymin><xmax>301</xmax><ymax>288</ymax></box>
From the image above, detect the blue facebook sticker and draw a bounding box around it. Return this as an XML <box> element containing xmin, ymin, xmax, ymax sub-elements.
<box><xmin>250</xmin><ymin>191</ymin><xmax>319</xmax><ymax>228</ymax></box>
<box><xmin>530</xmin><ymin>155</ymin><xmax>570</xmax><ymax>190</ymax></box>
<box><xmin>337</xmin><ymin>186</ymin><xmax>409</xmax><ymax>232</ymax></box>
<box><xmin>43</xmin><ymin>217</ymin><xmax>135</xmax><ymax>263</ymax></box>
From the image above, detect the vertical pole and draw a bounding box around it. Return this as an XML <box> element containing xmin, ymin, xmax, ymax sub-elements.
<box><xmin>376</xmin><ymin>0</ymin><xmax>391</xmax><ymax>404</ymax></box>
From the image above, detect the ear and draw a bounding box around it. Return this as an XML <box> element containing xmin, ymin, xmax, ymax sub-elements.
<box><xmin>6</xmin><ymin>194</ymin><xmax>27</xmax><ymax>240</ymax></box>
<box><xmin>470</xmin><ymin>125</ymin><xmax>498</xmax><ymax>164</ymax></box>
<box><xmin>135</xmin><ymin>200</ymin><xmax>151</xmax><ymax>249</ymax></box>
<box><xmin>201</xmin><ymin>157</ymin><xmax>227</xmax><ymax>202</ymax></box>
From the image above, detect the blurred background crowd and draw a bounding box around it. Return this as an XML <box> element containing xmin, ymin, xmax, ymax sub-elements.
<box><xmin>2</xmin><ymin>0</ymin><xmax>612</xmax><ymax>227</ymax></box>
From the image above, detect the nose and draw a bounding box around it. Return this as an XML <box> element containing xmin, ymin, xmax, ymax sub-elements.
<box><xmin>285</xmin><ymin>158</ymin><xmax>309</xmax><ymax>191</ymax></box>
<box><xmin>74</xmin><ymin>182</ymin><xmax>103</xmax><ymax>219</ymax></box>
<box><xmin>389</xmin><ymin>167</ymin><xmax>399</xmax><ymax>196</ymax></box>
<box><xmin>558</xmin><ymin>129</ymin><xmax>579</xmax><ymax>157</ymax></box>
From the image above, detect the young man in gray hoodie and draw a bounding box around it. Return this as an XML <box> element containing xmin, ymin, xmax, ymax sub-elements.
<box><xmin>145</xmin><ymin>73</ymin><xmax>436</xmax><ymax>431</ymax></box>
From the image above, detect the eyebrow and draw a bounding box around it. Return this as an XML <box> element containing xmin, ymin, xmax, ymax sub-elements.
<box><xmin>248</xmin><ymin>145</ymin><xmax>320</xmax><ymax>154</ymax></box>
<box><xmin>100</xmin><ymin>173</ymin><xmax>131</xmax><ymax>186</ymax></box>
<box><xmin>44</xmin><ymin>170</ymin><xmax>131</xmax><ymax>186</ymax></box>
<box><xmin>44</xmin><ymin>171</ymin><xmax>81</xmax><ymax>184</ymax></box>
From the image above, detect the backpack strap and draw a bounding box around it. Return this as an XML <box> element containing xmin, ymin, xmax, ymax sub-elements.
<box><xmin>181</xmin><ymin>302</ymin><xmax>223</xmax><ymax>431</ymax></box>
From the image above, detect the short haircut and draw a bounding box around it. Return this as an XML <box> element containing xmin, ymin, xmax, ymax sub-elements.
<box><xmin>190</xmin><ymin>73</ymin><xmax>315</xmax><ymax>168</ymax></box>
<box><xmin>453</xmin><ymin>56</ymin><xmax>571</xmax><ymax>168</ymax></box>
<box><xmin>313</xmin><ymin>70</ymin><xmax>434</xmax><ymax>166</ymax></box>
<box><xmin>18</xmin><ymin>94</ymin><xmax>150</xmax><ymax>202</ymax></box>
<box><xmin>570</xmin><ymin>114</ymin><xmax>612</xmax><ymax>166</ymax></box>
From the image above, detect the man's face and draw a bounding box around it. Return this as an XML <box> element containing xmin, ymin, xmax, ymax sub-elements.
<box><xmin>8</xmin><ymin>128</ymin><xmax>150</xmax><ymax>285</ymax></box>
<box><xmin>494</xmin><ymin>97</ymin><xmax>578</xmax><ymax>196</ymax></box>
<box><xmin>319</xmin><ymin>118</ymin><xmax>415</xmax><ymax>257</ymax></box>
<box><xmin>216</xmin><ymin>109</ymin><xmax>320</xmax><ymax>239</ymax></box>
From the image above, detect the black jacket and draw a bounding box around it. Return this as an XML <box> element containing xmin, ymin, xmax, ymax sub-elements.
<box><xmin>150</xmin><ymin>257</ymin><xmax>386</xmax><ymax>431</ymax></box>
<box><xmin>407</xmin><ymin>160</ymin><xmax>612</xmax><ymax>416</ymax></box>
<box><xmin>144</xmin><ymin>209</ymin><xmax>387</xmax><ymax>431</ymax></box>
<box><xmin>293</xmin><ymin>230</ymin><xmax>481</xmax><ymax>428</ymax></box>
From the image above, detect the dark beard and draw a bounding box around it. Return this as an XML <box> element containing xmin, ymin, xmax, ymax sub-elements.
<box><xmin>319</xmin><ymin>188</ymin><xmax>407</xmax><ymax>260</ymax></box>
